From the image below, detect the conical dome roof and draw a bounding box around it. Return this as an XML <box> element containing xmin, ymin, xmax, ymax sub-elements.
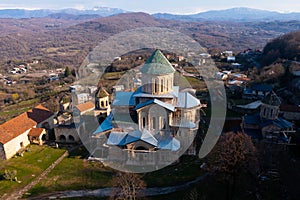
<box><xmin>96</xmin><ymin>87</ymin><xmax>109</xmax><ymax>98</ymax></box>
<box><xmin>140</xmin><ymin>49</ymin><xmax>175</xmax><ymax>75</ymax></box>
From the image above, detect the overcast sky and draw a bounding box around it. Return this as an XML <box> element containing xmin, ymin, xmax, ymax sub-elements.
<box><xmin>0</xmin><ymin>0</ymin><xmax>299</xmax><ymax>14</ymax></box>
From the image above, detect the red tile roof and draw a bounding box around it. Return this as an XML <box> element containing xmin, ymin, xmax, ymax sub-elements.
<box><xmin>28</xmin><ymin>128</ymin><xmax>45</xmax><ymax>137</ymax></box>
<box><xmin>75</xmin><ymin>101</ymin><xmax>95</xmax><ymax>113</ymax></box>
<box><xmin>27</xmin><ymin>104</ymin><xmax>54</xmax><ymax>124</ymax></box>
<box><xmin>0</xmin><ymin>104</ymin><xmax>53</xmax><ymax>144</ymax></box>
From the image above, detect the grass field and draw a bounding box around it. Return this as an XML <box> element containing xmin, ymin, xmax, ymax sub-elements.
<box><xmin>26</xmin><ymin>147</ymin><xmax>114</xmax><ymax>197</ymax></box>
<box><xmin>0</xmin><ymin>145</ymin><xmax>66</xmax><ymax>198</ymax></box>
<box><xmin>26</xmin><ymin>148</ymin><xmax>205</xmax><ymax>198</ymax></box>
<box><xmin>0</xmin><ymin>98</ymin><xmax>40</xmax><ymax>124</ymax></box>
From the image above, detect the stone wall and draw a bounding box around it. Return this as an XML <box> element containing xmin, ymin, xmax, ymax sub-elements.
<box><xmin>54</xmin><ymin>125</ymin><xmax>80</xmax><ymax>143</ymax></box>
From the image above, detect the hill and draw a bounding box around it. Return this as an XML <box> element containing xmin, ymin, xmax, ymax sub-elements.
<box><xmin>262</xmin><ymin>31</ymin><xmax>300</xmax><ymax>65</ymax></box>
<box><xmin>0</xmin><ymin>12</ymin><xmax>299</xmax><ymax>68</ymax></box>
<box><xmin>153</xmin><ymin>7</ymin><xmax>300</xmax><ymax>22</ymax></box>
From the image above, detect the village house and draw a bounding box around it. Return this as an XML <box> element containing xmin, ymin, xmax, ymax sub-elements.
<box><xmin>73</xmin><ymin>93</ymin><xmax>90</xmax><ymax>105</ymax></box>
<box><xmin>0</xmin><ymin>104</ymin><xmax>54</xmax><ymax>159</ymax></box>
<box><xmin>199</xmin><ymin>53</ymin><xmax>211</xmax><ymax>65</ymax></box>
<box><xmin>243</xmin><ymin>84</ymin><xmax>272</xmax><ymax>99</ymax></box>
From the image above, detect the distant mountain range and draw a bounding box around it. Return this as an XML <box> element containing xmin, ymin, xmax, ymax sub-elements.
<box><xmin>0</xmin><ymin>7</ymin><xmax>300</xmax><ymax>22</ymax></box>
<box><xmin>154</xmin><ymin>7</ymin><xmax>300</xmax><ymax>22</ymax></box>
<box><xmin>0</xmin><ymin>7</ymin><xmax>127</xmax><ymax>18</ymax></box>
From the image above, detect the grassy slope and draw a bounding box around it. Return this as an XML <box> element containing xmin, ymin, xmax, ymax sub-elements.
<box><xmin>0</xmin><ymin>145</ymin><xmax>65</xmax><ymax>197</ymax></box>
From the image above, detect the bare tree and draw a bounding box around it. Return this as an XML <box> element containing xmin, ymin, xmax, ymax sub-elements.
<box><xmin>110</xmin><ymin>172</ymin><xmax>146</xmax><ymax>200</ymax></box>
<box><xmin>205</xmin><ymin>132</ymin><xmax>259</xmax><ymax>200</ymax></box>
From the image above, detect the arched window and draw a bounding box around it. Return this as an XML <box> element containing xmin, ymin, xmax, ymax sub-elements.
<box><xmin>68</xmin><ymin>135</ymin><xmax>75</xmax><ymax>142</ymax></box>
<box><xmin>106</xmin><ymin>100</ymin><xmax>108</xmax><ymax>107</ymax></box>
<box><xmin>152</xmin><ymin>117</ymin><xmax>156</xmax><ymax>130</ymax></box>
<box><xmin>143</xmin><ymin>117</ymin><xmax>146</xmax><ymax>128</ymax></box>
<box><xmin>166</xmin><ymin>79</ymin><xmax>169</xmax><ymax>92</ymax></box>
<box><xmin>161</xmin><ymin>79</ymin><xmax>164</xmax><ymax>92</ymax></box>
<box><xmin>270</xmin><ymin>109</ymin><xmax>273</xmax><ymax>118</ymax></box>
<box><xmin>42</xmin><ymin>134</ymin><xmax>46</xmax><ymax>141</ymax></box>
<box><xmin>59</xmin><ymin>135</ymin><xmax>66</xmax><ymax>141</ymax></box>
<box><xmin>154</xmin><ymin>79</ymin><xmax>158</xmax><ymax>93</ymax></box>
<box><xmin>101</xmin><ymin>101</ymin><xmax>104</xmax><ymax>107</ymax></box>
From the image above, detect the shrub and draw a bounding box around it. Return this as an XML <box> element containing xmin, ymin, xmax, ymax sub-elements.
<box><xmin>3</xmin><ymin>169</ymin><xmax>17</xmax><ymax>181</ymax></box>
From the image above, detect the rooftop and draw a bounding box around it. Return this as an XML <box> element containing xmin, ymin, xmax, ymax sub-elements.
<box><xmin>0</xmin><ymin>104</ymin><xmax>53</xmax><ymax>144</ymax></box>
<box><xmin>28</xmin><ymin>128</ymin><xmax>45</xmax><ymax>137</ymax></box>
<box><xmin>112</xmin><ymin>91</ymin><xmax>135</xmax><ymax>106</ymax></box>
<box><xmin>252</xmin><ymin>84</ymin><xmax>272</xmax><ymax>92</ymax></box>
<box><xmin>140</xmin><ymin>49</ymin><xmax>175</xmax><ymax>75</ymax></box>
<box><xmin>75</xmin><ymin>101</ymin><xmax>95</xmax><ymax>113</ymax></box>
<box><xmin>96</xmin><ymin>87</ymin><xmax>109</xmax><ymax>98</ymax></box>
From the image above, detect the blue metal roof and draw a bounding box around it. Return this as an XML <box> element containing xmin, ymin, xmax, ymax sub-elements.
<box><xmin>140</xmin><ymin>129</ymin><xmax>158</xmax><ymax>146</ymax></box>
<box><xmin>244</xmin><ymin>114</ymin><xmax>261</xmax><ymax>125</ymax></box>
<box><xmin>273</xmin><ymin>117</ymin><xmax>293</xmax><ymax>129</ymax></box>
<box><xmin>107</xmin><ymin>132</ymin><xmax>127</xmax><ymax>145</ymax></box>
<box><xmin>120</xmin><ymin>130</ymin><xmax>141</xmax><ymax>145</ymax></box>
<box><xmin>252</xmin><ymin>84</ymin><xmax>272</xmax><ymax>92</ymax></box>
<box><xmin>135</xmin><ymin>99</ymin><xmax>155</xmax><ymax>110</ymax></box>
<box><xmin>177</xmin><ymin>92</ymin><xmax>200</xmax><ymax>108</ymax></box>
<box><xmin>93</xmin><ymin>113</ymin><xmax>113</xmax><ymax>134</ymax></box>
<box><xmin>243</xmin><ymin>87</ymin><xmax>253</xmax><ymax>95</ymax></box>
<box><xmin>244</xmin><ymin>114</ymin><xmax>293</xmax><ymax>129</ymax></box>
<box><xmin>158</xmin><ymin>137</ymin><xmax>180</xmax><ymax>151</ymax></box>
<box><xmin>135</xmin><ymin>99</ymin><xmax>175</xmax><ymax>112</ymax></box>
<box><xmin>107</xmin><ymin>129</ymin><xmax>158</xmax><ymax>147</ymax></box>
<box><xmin>112</xmin><ymin>91</ymin><xmax>135</xmax><ymax>106</ymax></box>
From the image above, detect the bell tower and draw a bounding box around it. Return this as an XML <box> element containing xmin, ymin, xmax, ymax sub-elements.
<box><xmin>260</xmin><ymin>92</ymin><xmax>281</xmax><ymax>120</ymax></box>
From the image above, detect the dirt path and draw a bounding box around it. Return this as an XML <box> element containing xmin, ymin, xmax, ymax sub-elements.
<box><xmin>27</xmin><ymin>174</ymin><xmax>209</xmax><ymax>199</ymax></box>
<box><xmin>3</xmin><ymin>150</ymin><xmax>69</xmax><ymax>200</ymax></box>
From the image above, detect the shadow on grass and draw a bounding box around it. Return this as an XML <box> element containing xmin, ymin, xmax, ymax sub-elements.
<box><xmin>68</xmin><ymin>146</ymin><xmax>90</xmax><ymax>159</ymax></box>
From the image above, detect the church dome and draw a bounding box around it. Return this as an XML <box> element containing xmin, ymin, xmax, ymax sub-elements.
<box><xmin>140</xmin><ymin>49</ymin><xmax>175</xmax><ymax>75</ymax></box>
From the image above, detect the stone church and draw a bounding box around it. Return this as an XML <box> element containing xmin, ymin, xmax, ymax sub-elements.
<box><xmin>243</xmin><ymin>92</ymin><xmax>294</xmax><ymax>141</ymax></box>
<box><xmin>92</xmin><ymin>50</ymin><xmax>202</xmax><ymax>166</ymax></box>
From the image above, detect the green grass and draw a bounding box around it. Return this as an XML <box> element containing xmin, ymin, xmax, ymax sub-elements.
<box><xmin>27</xmin><ymin>151</ymin><xmax>205</xmax><ymax>198</ymax></box>
<box><xmin>1</xmin><ymin>98</ymin><xmax>39</xmax><ymax>112</ymax></box>
<box><xmin>0</xmin><ymin>145</ymin><xmax>65</xmax><ymax>198</ymax></box>
<box><xmin>174</xmin><ymin>74</ymin><xmax>207</xmax><ymax>92</ymax></box>
<box><xmin>0</xmin><ymin>98</ymin><xmax>40</xmax><ymax>124</ymax></box>
<box><xmin>102</xmin><ymin>72</ymin><xmax>125</xmax><ymax>80</ymax></box>
<box><xmin>27</xmin><ymin>147</ymin><xmax>114</xmax><ymax>197</ymax></box>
